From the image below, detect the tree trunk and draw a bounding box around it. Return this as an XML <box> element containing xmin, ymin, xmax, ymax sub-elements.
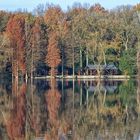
<box><xmin>80</xmin><ymin>47</ymin><xmax>82</xmax><ymax>69</ymax></box>
<box><xmin>50</xmin><ymin>67</ymin><xmax>55</xmax><ymax>78</ymax></box>
<box><xmin>31</xmin><ymin>44</ymin><xmax>33</xmax><ymax>79</ymax></box>
<box><xmin>136</xmin><ymin>10</ymin><xmax>140</xmax><ymax>114</ymax></box>
<box><xmin>102</xmin><ymin>49</ymin><xmax>106</xmax><ymax>66</ymax></box>
<box><xmin>137</xmin><ymin>50</ymin><xmax>140</xmax><ymax>76</ymax></box>
<box><xmin>61</xmin><ymin>48</ymin><xmax>64</xmax><ymax>77</ymax></box>
<box><xmin>137</xmin><ymin>41</ymin><xmax>140</xmax><ymax>113</ymax></box>
<box><xmin>72</xmin><ymin>45</ymin><xmax>75</xmax><ymax>77</ymax></box>
<box><xmin>124</xmin><ymin>34</ymin><xmax>129</xmax><ymax>51</ymax></box>
<box><xmin>86</xmin><ymin>47</ymin><xmax>89</xmax><ymax>67</ymax></box>
<box><xmin>137</xmin><ymin>78</ymin><xmax>140</xmax><ymax>113</ymax></box>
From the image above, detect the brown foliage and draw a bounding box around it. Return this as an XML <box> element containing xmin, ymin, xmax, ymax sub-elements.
<box><xmin>46</xmin><ymin>32</ymin><xmax>61</xmax><ymax>77</ymax></box>
<box><xmin>6</xmin><ymin>14</ymin><xmax>26</xmax><ymax>76</ymax></box>
<box><xmin>31</xmin><ymin>17</ymin><xmax>41</xmax><ymax>62</ymax></box>
<box><xmin>90</xmin><ymin>3</ymin><xmax>107</xmax><ymax>13</ymax></box>
<box><xmin>134</xmin><ymin>3</ymin><xmax>140</xmax><ymax>11</ymax></box>
<box><xmin>44</xmin><ymin>6</ymin><xmax>64</xmax><ymax>31</ymax></box>
<box><xmin>32</xmin><ymin>18</ymin><xmax>42</xmax><ymax>34</ymax></box>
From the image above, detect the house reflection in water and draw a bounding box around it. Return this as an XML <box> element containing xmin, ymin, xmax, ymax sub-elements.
<box><xmin>83</xmin><ymin>80</ymin><xmax>118</xmax><ymax>93</ymax></box>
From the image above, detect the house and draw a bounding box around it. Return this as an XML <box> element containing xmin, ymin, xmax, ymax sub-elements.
<box><xmin>85</xmin><ymin>64</ymin><xmax>118</xmax><ymax>75</ymax></box>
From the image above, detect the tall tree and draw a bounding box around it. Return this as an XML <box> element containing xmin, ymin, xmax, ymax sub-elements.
<box><xmin>46</xmin><ymin>32</ymin><xmax>61</xmax><ymax>77</ymax></box>
<box><xmin>134</xmin><ymin>4</ymin><xmax>140</xmax><ymax>77</ymax></box>
<box><xmin>44</xmin><ymin>5</ymin><xmax>64</xmax><ymax>76</ymax></box>
<box><xmin>6</xmin><ymin>14</ymin><xmax>26</xmax><ymax>79</ymax></box>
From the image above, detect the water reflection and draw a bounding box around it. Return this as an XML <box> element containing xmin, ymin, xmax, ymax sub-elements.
<box><xmin>0</xmin><ymin>79</ymin><xmax>140</xmax><ymax>140</ymax></box>
<box><xmin>6</xmin><ymin>83</ymin><xmax>26</xmax><ymax>140</ymax></box>
<box><xmin>45</xmin><ymin>79</ymin><xmax>70</xmax><ymax>140</ymax></box>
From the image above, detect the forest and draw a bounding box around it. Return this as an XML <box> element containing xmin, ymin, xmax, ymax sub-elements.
<box><xmin>0</xmin><ymin>3</ymin><xmax>140</xmax><ymax>78</ymax></box>
<box><xmin>1</xmin><ymin>3</ymin><xmax>140</xmax><ymax>139</ymax></box>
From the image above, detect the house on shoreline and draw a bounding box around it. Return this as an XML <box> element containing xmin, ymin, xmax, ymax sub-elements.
<box><xmin>85</xmin><ymin>64</ymin><xmax>118</xmax><ymax>75</ymax></box>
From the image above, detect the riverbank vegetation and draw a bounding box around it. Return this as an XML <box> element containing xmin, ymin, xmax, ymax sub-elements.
<box><xmin>0</xmin><ymin>3</ymin><xmax>140</xmax><ymax>78</ymax></box>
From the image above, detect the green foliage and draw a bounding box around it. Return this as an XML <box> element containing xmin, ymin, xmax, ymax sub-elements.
<box><xmin>0</xmin><ymin>11</ymin><xmax>10</xmax><ymax>32</ymax></box>
<box><xmin>119</xmin><ymin>48</ymin><xmax>137</xmax><ymax>75</ymax></box>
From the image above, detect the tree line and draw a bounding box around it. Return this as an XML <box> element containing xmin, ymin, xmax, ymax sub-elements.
<box><xmin>0</xmin><ymin>3</ymin><xmax>140</xmax><ymax>78</ymax></box>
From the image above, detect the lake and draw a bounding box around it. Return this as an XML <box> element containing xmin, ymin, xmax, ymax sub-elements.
<box><xmin>0</xmin><ymin>79</ymin><xmax>140</xmax><ymax>140</ymax></box>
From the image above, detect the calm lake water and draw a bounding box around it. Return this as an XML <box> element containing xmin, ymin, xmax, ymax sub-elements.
<box><xmin>0</xmin><ymin>79</ymin><xmax>140</xmax><ymax>140</ymax></box>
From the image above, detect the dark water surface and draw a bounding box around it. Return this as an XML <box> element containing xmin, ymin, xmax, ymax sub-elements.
<box><xmin>0</xmin><ymin>79</ymin><xmax>140</xmax><ymax>140</ymax></box>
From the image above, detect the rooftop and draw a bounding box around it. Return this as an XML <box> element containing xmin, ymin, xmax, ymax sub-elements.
<box><xmin>86</xmin><ymin>64</ymin><xmax>118</xmax><ymax>70</ymax></box>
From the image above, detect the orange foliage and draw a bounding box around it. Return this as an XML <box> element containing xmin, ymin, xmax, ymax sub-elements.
<box><xmin>46</xmin><ymin>32</ymin><xmax>61</xmax><ymax>77</ymax></box>
<box><xmin>6</xmin><ymin>14</ymin><xmax>26</xmax><ymax>76</ymax></box>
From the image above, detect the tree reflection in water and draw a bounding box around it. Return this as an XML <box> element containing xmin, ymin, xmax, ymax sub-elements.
<box><xmin>5</xmin><ymin>82</ymin><xmax>26</xmax><ymax>140</ymax></box>
<box><xmin>0</xmin><ymin>79</ymin><xmax>140</xmax><ymax>139</ymax></box>
<box><xmin>45</xmin><ymin>79</ymin><xmax>69</xmax><ymax>140</ymax></box>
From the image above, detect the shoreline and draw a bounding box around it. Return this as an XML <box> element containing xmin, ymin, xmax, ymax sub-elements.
<box><xmin>34</xmin><ymin>75</ymin><xmax>135</xmax><ymax>80</ymax></box>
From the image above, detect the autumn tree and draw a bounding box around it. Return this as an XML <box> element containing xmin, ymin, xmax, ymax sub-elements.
<box><xmin>30</xmin><ymin>17</ymin><xmax>45</xmax><ymax>77</ymax></box>
<box><xmin>24</xmin><ymin>13</ymin><xmax>35</xmax><ymax>78</ymax></box>
<box><xmin>44</xmin><ymin>5</ymin><xmax>64</xmax><ymax>32</ymax></box>
<box><xmin>6</xmin><ymin>14</ymin><xmax>26</xmax><ymax>79</ymax></box>
<box><xmin>24</xmin><ymin>14</ymin><xmax>48</xmax><ymax>78</ymax></box>
<box><xmin>62</xmin><ymin>6</ymin><xmax>88</xmax><ymax>75</ymax></box>
<box><xmin>0</xmin><ymin>3</ymin><xmax>140</xmax><ymax>76</ymax></box>
<box><xmin>44</xmin><ymin>5</ymin><xmax>63</xmax><ymax>76</ymax></box>
<box><xmin>46</xmin><ymin>32</ymin><xmax>61</xmax><ymax>77</ymax></box>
